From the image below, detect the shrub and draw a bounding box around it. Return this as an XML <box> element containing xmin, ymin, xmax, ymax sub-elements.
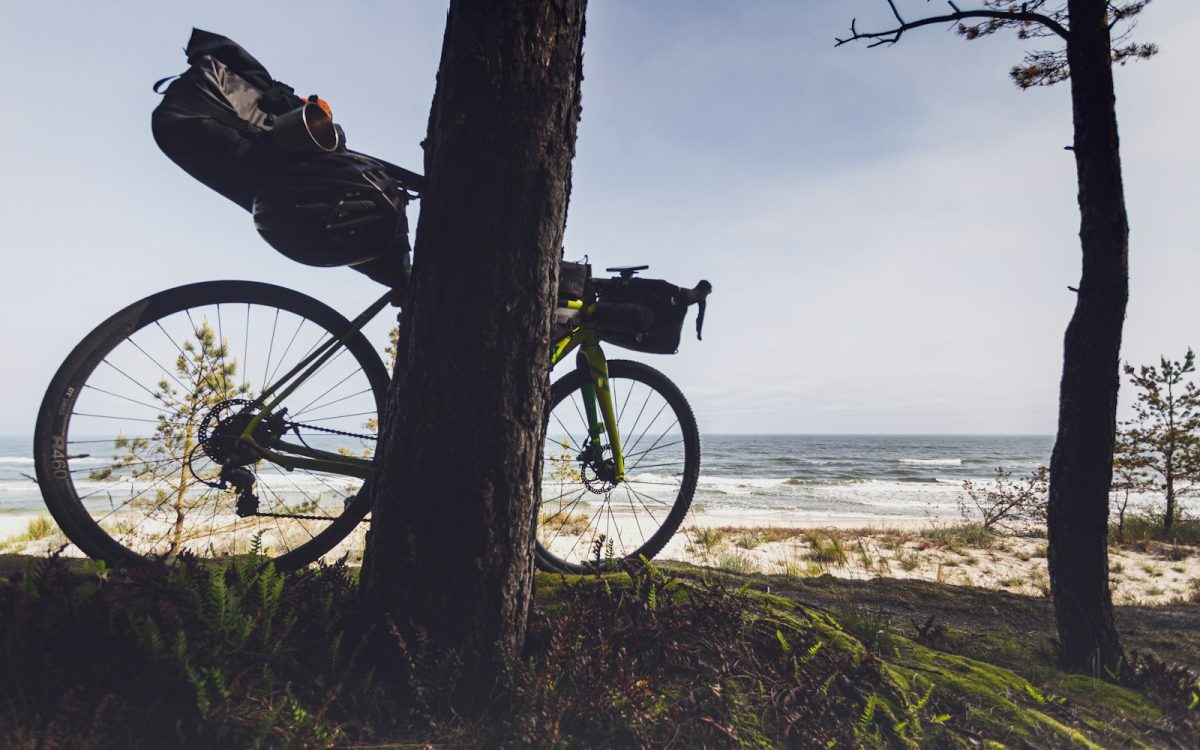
<box><xmin>806</xmin><ymin>532</ymin><xmax>848</xmax><ymax>566</ymax></box>
<box><xmin>960</xmin><ymin>467</ymin><xmax>1048</xmax><ymax>532</ymax></box>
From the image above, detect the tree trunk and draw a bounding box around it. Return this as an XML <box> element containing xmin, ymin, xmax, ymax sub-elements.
<box><xmin>1164</xmin><ymin>479</ymin><xmax>1176</xmax><ymax>534</ymax></box>
<box><xmin>360</xmin><ymin>0</ymin><xmax>587</xmax><ymax>698</ymax></box>
<box><xmin>1047</xmin><ymin>0</ymin><xmax>1128</xmax><ymax>676</ymax></box>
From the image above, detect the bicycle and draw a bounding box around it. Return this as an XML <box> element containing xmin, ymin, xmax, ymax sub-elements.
<box><xmin>33</xmin><ymin>266</ymin><xmax>711</xmax><ymax>573</ymax></box>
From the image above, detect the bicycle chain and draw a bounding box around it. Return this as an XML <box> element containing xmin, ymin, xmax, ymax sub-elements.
<box><xmin>249</xmin><ymin>510</ymin><xmax>372</xmax><ymax>523</ymax></box>
<box><xmin>284</xmin><ymin>420</ymin><xmax>378</xmax><ymax>442</ymax></box>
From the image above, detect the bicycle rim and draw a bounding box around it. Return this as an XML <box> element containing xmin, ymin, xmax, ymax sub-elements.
<box><xmin>34</xmin><ymin>281</ymin><xmax>389</xmax><ymax>570</ymax></box>
<box><xmin>537</xmin><ymin>359</ymin><xmax>700</xmax><ymax>572</ymax></box>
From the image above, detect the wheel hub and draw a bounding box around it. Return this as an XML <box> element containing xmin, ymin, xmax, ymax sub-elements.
<box><xmin>579</xmin><ymin>441</ymin><xmax>618</xmax><ymax>493</ymax></box>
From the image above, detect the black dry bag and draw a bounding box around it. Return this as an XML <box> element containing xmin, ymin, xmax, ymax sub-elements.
<box><xmin>151</xmin><ymin>28</ymin><xmax>307</xmax><ymax>210</ymax></box>
<box><xmin>253</xmin><ymin>151</ymin><xmax>414</xmax><ymax>288</ymax></box>
<box><xmin>152</xmin><ymin>29</ymin><xmax>424</xmax><ymax>288</ymax></box>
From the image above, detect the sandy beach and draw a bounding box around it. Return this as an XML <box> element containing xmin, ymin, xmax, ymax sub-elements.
<box><xmin>4</xmin><ymin>507</ymin><xmax>1197</xmax><ymax>607</ymax></box>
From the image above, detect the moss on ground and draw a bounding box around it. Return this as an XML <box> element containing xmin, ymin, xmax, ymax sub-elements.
<box><xmin>1</xmin><ymin>553</ymin><xmax>1196</xmax><ymax>747</ymax></box>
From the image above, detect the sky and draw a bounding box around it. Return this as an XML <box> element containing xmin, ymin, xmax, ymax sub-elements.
<box><xmin>1</xmin><ymin>1</ymin><xmax>1197</xmax><ymax>435</ymax></box>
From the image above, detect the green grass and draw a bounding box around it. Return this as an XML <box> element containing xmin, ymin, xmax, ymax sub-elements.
<box><xmin>715</xmin><ymin>550</ymin><xmax>758</xmax><ymax>574</ymax></box>
<box><xmin>805</xmin><ymin>532</ymin><xmax>848</xmax><ymax>566</ymax></box>
<box><xmin>685</xmin><ymin>526</ymin><xmax>725</xmax><ymax>558</ymax></box>
<box><xmin>920</xmin><ymin>522</ymin><xmax>996</xmax><ymax>550</ymax></box>
<box><xmin>895</xmin><ymin>547</ymin><xmax>922</xmax><ymax>572</ymax></box>
<box><xmin>1</xmin><ymin>517</ymin><xmax>58</xmax><ymax>551</ymax></box>
<box><xmin>732</xmin><ymin>531</ymin><xmax>766</xmax><ymax>550</ymax></box>
<box><xmin>771</xmin><ymin>554</ymin><xmax>823</xmax><ymax>578</ymax></box>
<box><xmin>538</xmin><ymin>511</ymin><xmax>591</xmax><ymax>536</ymax></box>
<box><xmin>1113</xmin><ymin>516</ymin><xmax>1200</xmax><ymax>546</ymax></box>
<box><xmin>715</xmin><ymin>526</ymin><xmax>801</xmax><ymax>545</ymax></box>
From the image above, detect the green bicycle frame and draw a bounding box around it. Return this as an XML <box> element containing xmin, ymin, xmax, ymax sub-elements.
<box><xmin>550</xmin><ymin>300</ymin><xmax>626</xmax><ymax>481</ymax></box>
<box><xmin>237</xmin><ymin>290</ymin><xmax>393</xmax><ymax>480</ymax></box>
<box><xmin>233</xmin><ymin>293</ymin><xmax>626</xmax><ymax>482</ymax></box>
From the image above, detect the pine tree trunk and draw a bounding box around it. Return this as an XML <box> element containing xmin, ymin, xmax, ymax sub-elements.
<box><xmin>360</xmin><ymin>0</ymin><xmax>587</xmax><ymax>697</ymax></box>
<box><xmin>1164</xmin><ymin>478</ymin><xmax>1176</xmax><ymax>534</ymax></box>
<box><xmin>1047</xmin><ymin>0</ymin><xmax>1128</xmax><ymax>676</ymax></box>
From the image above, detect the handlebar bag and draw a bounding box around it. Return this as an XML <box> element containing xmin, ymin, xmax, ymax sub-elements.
<box><xmin>151</xmin><ymin>28</ymin><xmax>306</xmax><ymax>211</ymax></box>
<box><xmin>594</xmin><ymin>278</ymin><xmax>692</xmax><ymax>354</ymax></box>
<box><xmin>558</xmin><ymin>260</ymin><xmax>590</xmax><ymax>302</ymax></box>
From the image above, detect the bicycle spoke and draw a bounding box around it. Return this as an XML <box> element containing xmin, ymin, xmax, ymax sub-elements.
<box><xmin>262</xmin><ymin>308</ymin><xmax>280</xmax><ymax>388</ymax></box>
<box><xmin>81</xmin><ymin>383</ymin><xmax>164</xmax><ymax>414</ymax></box>
<box><xmin>626</xmin><ymin>420</ymin><xmax>680</xmax><ymax>474</ymax></box>
<box><xmin>42</xmin><ymin>286</ymin><xmax>385</xmax><ymax>570</ymax></box>
<box><xmin>242</xmin><ymin>303</ymin><xmax>251</xmax><ymax>393</ymax></box>
<box><xmin>539</xmin><ymin>363</ymin><xmax>697</xmax><ymax>571</ymax></box>
<box><xmin>293</xmin><ymin>368</ymin><xmax>366</xmax><ymax>417</ymax></box>
<box><xmin>108</xmin><ymin>345</ymin><xmax>186</xmax><ymax>401</ymax></box>
<box><xmin>623</xmin><ymin>485</ymin><xmax>647</xmax><ymax>546</ymax></box>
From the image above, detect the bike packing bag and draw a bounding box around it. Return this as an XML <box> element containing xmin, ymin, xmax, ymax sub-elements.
<box><xmin>151</xmin><ymin>28</ymin><xmax>308</xmax><ymax>211</ymax></box>
<box><xmin>152</xmin><ymin>29</ymin><xmax>423</xmax><ymax>288</ymax></box>
<box><xmin>593</xmin><ymin>278</ymin><xmax>691</xmax><ymax>354</ymax></box>
<box><xmin>558</xmin><ymin>259</ymin><xmax>590</xmax><ymax>302</ymax></box>
<box><xmin>252</xmin><ymin>151</ymin><xmax>414</xmax><ymax>288</ymax></box>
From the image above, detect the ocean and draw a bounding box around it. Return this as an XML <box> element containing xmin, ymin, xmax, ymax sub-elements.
<box><xmin>1</xmin><ymin>434</ymin><xmax>1057</xmax><ymax>524</ymax></box>
<box><xmin>689</xmin><ymin>434</ymin><xmax>1053</xmax><ymax>524</ymax></box>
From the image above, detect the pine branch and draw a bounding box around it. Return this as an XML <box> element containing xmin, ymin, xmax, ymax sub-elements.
<box><xmin>835</xmin><ymin>2</ymin><xmax>1069</xmax><ymax>48</ymax></box>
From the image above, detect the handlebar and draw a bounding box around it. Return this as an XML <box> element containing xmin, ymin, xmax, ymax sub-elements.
<box><xmin>683</xmin><ymin>280</ymin><xmax>712</xmax><ymax>340</ymax></box>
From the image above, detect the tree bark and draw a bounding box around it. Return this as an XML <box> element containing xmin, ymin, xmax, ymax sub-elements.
<box><xmin>1047</xmin><ymin>0</ymin><xmax>1128</xmax><ymax>676</ymax></box>
<box><xmin>1165</xmin><ymin>472</ymin><xmax>1176</xmax><ymax>534</ymax></box>
<box><xmin>360</xmin><ymin>0</ymin><xmax>587</xmax><ymax>696</ymax></box>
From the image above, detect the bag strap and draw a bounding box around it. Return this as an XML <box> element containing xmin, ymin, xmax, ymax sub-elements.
<box><xmin>258</xmin><ymin>81</ymin><xmax>302</xmax><ymax>115</ymax></box>
<box><xmin>152</xmin><ymin>75</ymin><xmax>180</xmax><ymax>94</ymax></box>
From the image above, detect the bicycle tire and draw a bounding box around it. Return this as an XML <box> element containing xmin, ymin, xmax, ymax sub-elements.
<box><xmin>34</xmin><ymin>281</ymin><xmax>389</xmax><ymax>571</ymax></box>
<box><xmin>536</xmin><ymin>359</ymin><xmax>700</xmax><ymax>572</ymax></box>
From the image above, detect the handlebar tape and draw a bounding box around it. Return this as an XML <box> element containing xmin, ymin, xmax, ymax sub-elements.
<box><xmin>685</xmin><ymin>280</ymin><xmax>712</xmax><ymax>340</ymax></box>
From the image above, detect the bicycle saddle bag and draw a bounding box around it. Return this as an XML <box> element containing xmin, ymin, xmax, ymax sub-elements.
<box><xmin>151</xmin><ymin>28</ymin><xmax>309</xmax><ymax>211</ymax></box>
<box><xmin>253</xmin><ymin>151</ymin><xmax>414</xmax><ymax>288</ymax></box>
<box><xmin>593</xmin><ymin>277</ymin><xmax>707</xmax><ymax>355</ymax></box>
<box><xmin>152</xmin><ymin>29</ymin><xmax>425</xmax><ymax>289</ymax></box>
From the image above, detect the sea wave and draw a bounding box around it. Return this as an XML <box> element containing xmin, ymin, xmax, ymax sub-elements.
<box><xmin>898</xmin><ymin>458</ymin><xmax>962</xmax><ymax>466</ymax></box>
<box><xmin>783</xmin><ymin>477</ymin><xmax>868</xmax><ymax>486</ymax></box>
<box><xmin>0</xmin><ymin>456</ymin><xmax>113</xmax><ymax>466</ymax></box>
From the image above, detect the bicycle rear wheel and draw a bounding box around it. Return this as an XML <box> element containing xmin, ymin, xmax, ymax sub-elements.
<box><xmin>34</xmin><ymin>281</ymin><xmax>389</xmax><ymax>571</ymax></box>
<box><xmin>537</xmin><ymin>359</ymin><xmax>700</xmax><ymax>572</ymax></box>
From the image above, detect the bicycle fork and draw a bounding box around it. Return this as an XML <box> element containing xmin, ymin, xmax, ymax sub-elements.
<box><xmin>576</xmin><ymin>345</ymin><xmax>625</xmax><ymax>482</ymax></box>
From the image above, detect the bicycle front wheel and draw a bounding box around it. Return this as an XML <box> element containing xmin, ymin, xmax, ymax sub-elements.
<box><xmin>34</xmin><ymin>281</ymin><xmax>389</xmax><ymax>571</ymax></box>
<box><xmin>538</xmin><ymin>359</ymin><xmax>700</xmax><ymax>572</ymax></box>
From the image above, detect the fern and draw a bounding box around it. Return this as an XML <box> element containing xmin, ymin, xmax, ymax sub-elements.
<box><xmin>776</xmin><ymin>629</ymin><xmax>792</xmax><ymax>654</ymax></box>
<box><xmin>859</xmin><ymin>693</ymin><xmax>878</xmax><ymax>729</ymax></box>
<box><xmin>208</xmin><ymin>666</ymin><xmax>232</xmax><ymax>701</ymax></box>
<box><xmin>173</xmin><ymin>631</ymin><xmax>211</xmax><ymax>717</ymax></box>
<box><xmin>800</xmin><ymin>640</ymin><xmax>823</xmax><ymax>664</ymax></box>
<box><xmin>249</xmin><ymin>529</ymin><xmax>266</xmax><ymax>559</ymax></box>
<box><xmin>204</xmin><ymin>566</ymin><xmax>230</xmax><ymax>634</ymax></box>
<box><xmin>326</xmin><ymin>633</ymin><xmax>344</xmax><ymax>672</ymax></box>
<box><xmin>134</xmin><ymin>616</ymin><xmax>165</xmax><ymax>661</ymax></box>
